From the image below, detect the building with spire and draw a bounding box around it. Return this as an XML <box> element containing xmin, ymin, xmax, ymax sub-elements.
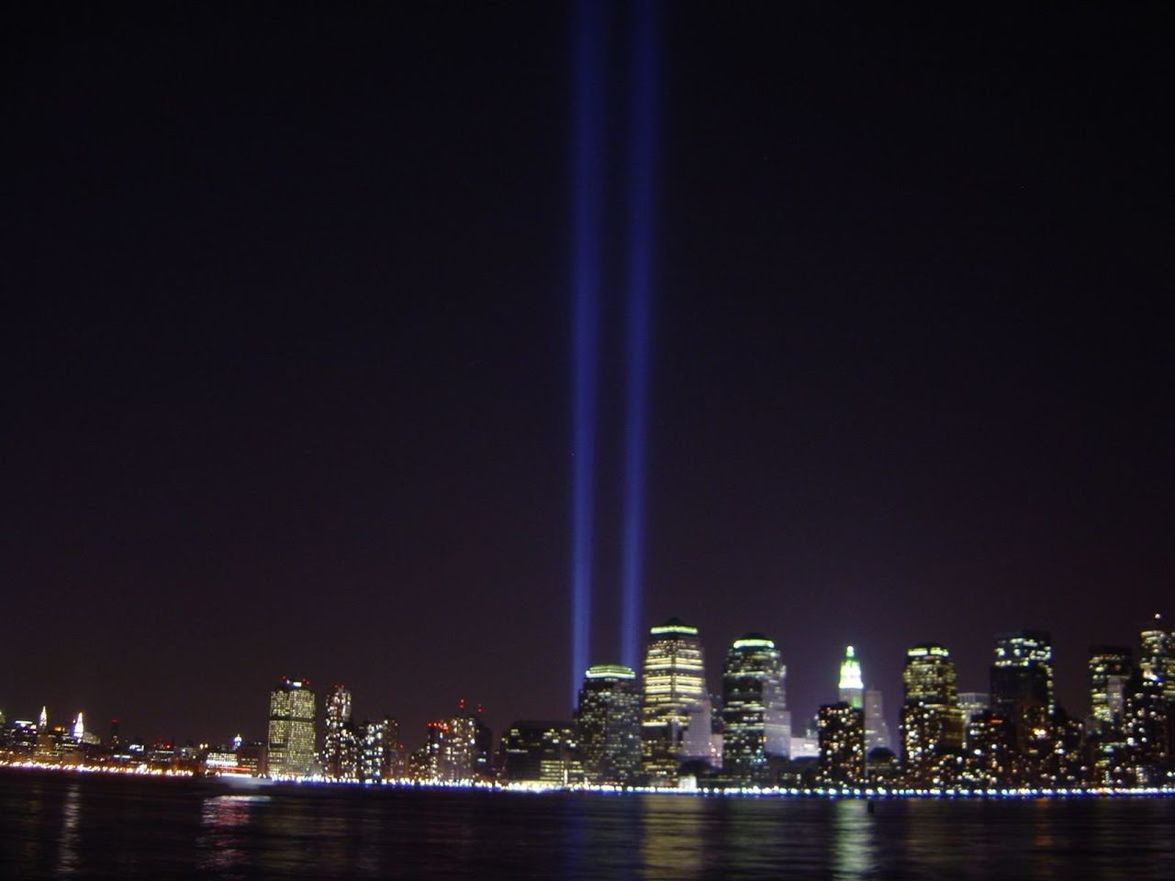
<box><xmin>838</xmin><ymin>646</ymin><xmax>864</xmax><ymax>709</ymax></box>
<box><xmin>640</xmin><ymin>618</ymin><xmax>707</xmax><ymax>783</ymax></box>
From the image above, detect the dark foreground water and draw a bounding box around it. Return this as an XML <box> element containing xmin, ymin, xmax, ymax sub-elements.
<box><xmin>2</xmin><ymin>772</ymin><xmax>1174</xmax><ymax>880</ymax></box>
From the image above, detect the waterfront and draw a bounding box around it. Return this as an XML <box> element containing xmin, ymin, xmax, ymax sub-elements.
<box><xmin>2</xmin><ymin>771</ymin><xmax>1174</xmax><ymax>879</ymax></box>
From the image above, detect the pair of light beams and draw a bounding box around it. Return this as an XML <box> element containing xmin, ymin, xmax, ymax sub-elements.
<box><xmin>570</xmin><ymin>0</ymin><xmax>659</xmax><ymax>704</ymax></box>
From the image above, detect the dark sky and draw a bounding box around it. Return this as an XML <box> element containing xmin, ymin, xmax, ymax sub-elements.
<box><xmin>4</xmin><ymin>3</ymin><xmax>1172</xmax><ymax>748</ymax></box>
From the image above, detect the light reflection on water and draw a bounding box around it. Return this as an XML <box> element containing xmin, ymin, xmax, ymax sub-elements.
<box><xmin>2</xmin><ymin>775</ymin><xmax>1174</xmax><ymax>881</ymax></box>
<box><xmin>55</xmin><ymin>782</ymin><xmax>81</xmax><ymax>877</ymax></box>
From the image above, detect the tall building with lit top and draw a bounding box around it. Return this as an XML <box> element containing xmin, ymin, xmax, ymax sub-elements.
<box><xmin>267</xmin><ymin>677</ymin><xmax>317</xmax><ymax>778</ymax></box>
<box><xmin>817</xmin><ymin>702</ymin><xmax>865</xmax><ymax>785</ymax></box>
<box><xmin>722</xmin><ymin>634</ymin><xmax>788</xmax><ymax>785</ymax></box>
<box><xmin>323</xmin><ymin>684</ymin><xmax>358</xmax><ymax>780</ymax></box>
<box><xmin>1088</xmin><ymin>645</ymin><xmax>1132</xmax><ymax>731</ymax></box>
<box><xmin>576</xmin><ymin>664</ymin><xmax>641</xmax><ymax>785</ymax></box>
<box><xmin>899</xmin><ymin>644</ymin><xmax>963</xmax><ymax>786</ymax></box>
<box><xmin>989</xmin><ymin>631</ymin><xmax>1056</xmax><ymax>783</ymax></box>
<box><xmin>838</xmin><ymin>646</ymin><xmax>864</xmax><ymax>709</ymax></box>
<box><xmin>991</xmin><ymin>631</ymin><xmax>1054</xmax><ymax>717</ymax></box>
<box><xmin>640</xmin><ymin>618</ymin><xmax>707</xmax><ymax>783</ymax></box>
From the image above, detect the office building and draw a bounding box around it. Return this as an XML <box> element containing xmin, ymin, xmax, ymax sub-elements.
<box><xmin>722</xmin><ymin>634</ymin><xmax>788</xmax><ymax>784</ymax></box>
<box><xmin>817</xmin><ymin>702</ymin><xmax>865</xmax><ymax>785</ymax></box>
<box><xmin>899</xmin><ymin>644</ymin><xmax>964</xmax><ymax>786</ymax></box>
<box><xmin>323</xmin><ymin>684</ymin><xmax>358</xmax><ymax>780</ymax></box>
<box><xmin>499</xmin><ymin>721</ymin><xmax>581</xmax><ymax>785</ymax></box>
<box><xmin>640</xmin><ymin>618</ymin><xmax>707</xmax><ymax>783</ymax></box>
<box><xmin>267</xmin><ymin>677</ymin><xmax>317</xmax><ymax>778</ymax></box>
<box><xmin>991</xmin><ymin>631</ymin><xmax>1054</xmax><ymax>717</ymax></box>
<box><xmin>576</xmin><ymin>664</ymin><xmax>641</xmax><ymax>785</ymax></box>
<box><xmin>1088</xmin><ymin>646</ymin><xmax>1132</xmax><ymax>730</ymax></box>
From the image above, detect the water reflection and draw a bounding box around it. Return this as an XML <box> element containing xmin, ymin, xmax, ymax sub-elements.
<box><xmin>832</xmin><ymin>800</ymin><xmax>874</xmax><ymax>880</ymax></box>
<box><xmin>56</xmin><ymin>781</ymin><xmax>81</xmax><ymax>876</ymax></box>
<box><xmin>199</xmin><ymin>794</ymin><xmax>269</xmax><ymax>876</ymax></box>
<box><xmin>639</xmin><ymin>795</ymin><xmax>706</xmax><ymax>881</ymax></box>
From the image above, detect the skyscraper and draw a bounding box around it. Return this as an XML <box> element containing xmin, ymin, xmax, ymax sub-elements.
<box><xmin>576</xmin><ymin>664</ymin><xmax>641</xmax><ymax>785</ymax></box>
<box><xmin>838</xmin><ymin>645</ymin><xmax>864</xmax><ymax>709</ymax></box>
<box><xmin>722</xmin><ymin>634</ymin><xmax>788</xmax><ymax>785</ymax></box>
<box><xmin>267</xmin><ymin>677</ymin><xmax>317</xmax><ymax>778</ymax></box>
<box><xmin>817</xmin><ymin>702</ymin><xmax>865</xmax><ymax>786</ymax></box>
<box><xmin>322</xmin><ymin>684</ymin><xmax>357</xmax><ymax>780</ymax></box>
<box><xmin>989</xmin><ymin>631</ymin><xmax>1056</xmax><ymax>783</ymax></box>
<box><xmin>640</xmin><ymin>618</ymin><xmax>707</xmax><ymax>783</ymax></box>
<box><xmin>899</xmin><ymin>644</ymin><xmax>964</xmax><ymax>786</ymax></box>
<box><xmin>991</xmin><ymin>631</ymin><xmax>1054</xmax><ymax>717</ymax></box>
<box><xmin>1088</xmin><ymin>645</ymin><xmax>1132</xmax><ymax>730</ymax></box>
<box><xmin>358</xmin><ymin>717</ymin><xmax>398</xmax><ymax>783</ymax></box>
<box><xmin>1138</xmin><ymin>614</ymin><xmax>1175</xmax><ymax>701</ymax></box>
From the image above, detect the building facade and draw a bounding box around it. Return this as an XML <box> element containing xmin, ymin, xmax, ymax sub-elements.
<box><xmin>722</xmin><ymin>634</ymin><xmax>788</xmax><ymax>785</ymax></box>
<box><xmin>899</xmin><ymin>644</ymin><xmax>964</xmax><ymax>786</ymax></box>
<box><xmin>576</xmin><ymin>664</ymin><xmax>641</xmax><ymax>785</ymax></box>
<box><xmin>817</xmin><ymin>702</ymin><xmax>865</xmax><ymax>785</ymax></box>
<box><xmin>267</xmin><ymin>677</ymin><xmax>317</xmax><ymax>778</ymax></box>
<box><xmin>640</xmin><ymin>618</ymin><xmax>707</xmax><ymax>783</ymax></box>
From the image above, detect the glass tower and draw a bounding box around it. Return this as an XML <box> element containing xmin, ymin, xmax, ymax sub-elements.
<box><xmin>640</xmin><ymin>618</ymin><xmax>707</xmax><ymax>783</ymax></box>
<box><xmin>899</xmin><ymin>644</ymin><xmax>963</xmax><ymax>786</ymax></box>
<box><xmin>721</xmin><ymin>634</ymin><xmax>788</xmax><ymax>785</ymax></box>
<box><xmin>990</xmin><ymin>631</ymin><xmax>1054</xmax><ymax>717</ymax></box>
<box><xmin>1088</xmin><ymin>645</ymin><xmax>1132</xmax><ymax>729</ymax></box>
<box><xmin>267</xmin><ymin>677</ymin><xmax>317</xmax><ymax>778</ymax></box>
<box><xmin>576</xmin><ymin>664</ymin><xmax>641</xmax><ymax>785</ymax></box>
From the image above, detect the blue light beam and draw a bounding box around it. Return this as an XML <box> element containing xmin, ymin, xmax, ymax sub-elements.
<box><xmin>570</xmin><ymin>0</ymin><xmax>606</xmax><ymax>707</ymax></box>
<box><xmin>620</xmin><ymin>0</ymin><xmax>659</xmax><ymax>669</ymax></box>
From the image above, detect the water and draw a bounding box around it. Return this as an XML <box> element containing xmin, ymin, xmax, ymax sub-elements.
<box><xmin>2</xmin><ymin>771</ymin><xmax>1174</xmax><ymax>880</ymax></box>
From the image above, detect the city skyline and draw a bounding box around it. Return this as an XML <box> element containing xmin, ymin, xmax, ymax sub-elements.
<box><xmin>4</xmin><ymin>611</ymin><xmax>1173</xmax><ymax>793</ymax></box>
<box><xmin>5</xmin><ymin>612</ymin><xmax>1170</xmax><ymax>757</ymax></box>
<box><xmin>5</xmin><ymin>3</ymin><xmax>1172</xmax><ymax>753</ymax></box>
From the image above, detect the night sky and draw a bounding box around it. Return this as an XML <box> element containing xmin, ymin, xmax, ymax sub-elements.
<box><xmin>4</xmin><ymin>3</ymin><xmax>1172</xmax><ymax>748</ymax></box>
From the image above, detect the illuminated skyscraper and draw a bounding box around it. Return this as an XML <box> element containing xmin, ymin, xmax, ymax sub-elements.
<box><xmin>989</xmin><ymin>631</ymin><xmax>1056</xmax><ymax>783</ymax></box>
<box><xmin>838</xmin><ymin>646</ymin><xmax>864</xmax><ymax>709</ymax></box>
<box><xmin>640</xmin><ymin>618</ymin><xmax>707</xmax><ymax>783</ymax></box>
<box><xmin>1139</xmin><ymin>614</ymin><xmax>1175</xmax><ymax>701</ymax></box>
<box><xmin>1088</xmin><ymin>645</ymin><xmax>1132</xmax><ymax>730</ymax></box>
<box><xmin>722</xmin><ymin>634</ymin><xmax>788</xmax><ymax>784</ymax></box>
<box><xmin>991</xmin><ymin>631</ymin><xmax>1054</xmax><ymax>717</ymax></box>
<box><xmin>900</xmin><ymin>644</ymin><xmax>964</xmax><ymax>786</ymax></box>
<box><xmin>267</xmin><ymin>677</ymin><xmax>317</xmax><ymax>778</ymax></box>
<box><xmin>576</xmin><ymin>664</ymin><xmax>641</xmax><ymax>785</ymax></box>
<box><xmin>323</xmin><ymin>684</ymin><xmax>357</xmax><ymax>780</ymax></box>
<box><xmin>817</xmin><ymin>702</ymin><xmax>865</xmax><ymax>785</ymax></box>
<box><xmin>864</xmin><ymin>688</ymin><xmax>891</xmax><ymax>752</ymax></box>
